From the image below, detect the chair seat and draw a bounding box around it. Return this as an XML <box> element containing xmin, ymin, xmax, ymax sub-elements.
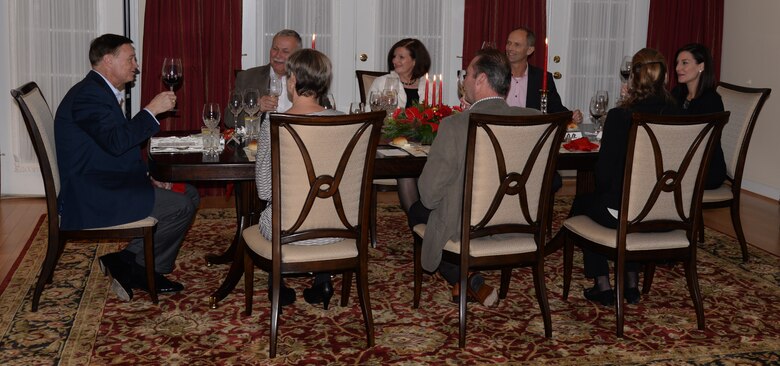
<box><xmin>243</xmin><ymin>224</ymin><xmax>358</xmax><ymax>263</ymax></box>
<box><xmin>84</xmin><ymin>216</ymin><xmax>158</xmax><ymax>230</ymax></box>
<box><xmin>413</xmin><ymin>224</ymin><xmax>537</xmax><ymax>257</ymax></box>
<box><xmin>563</xmin><ymin>215</ymin><xmax>689</xmax><ymax>251</ymax></box>
<box><xmin>702</xmin><ymin>184</ymin><xmax>734</xmax><ymax>203</ymax></box>
<box><xmin>373</xmin><ymin>178</ymin><xmax>397</xmax><ymax>186</ymax></box>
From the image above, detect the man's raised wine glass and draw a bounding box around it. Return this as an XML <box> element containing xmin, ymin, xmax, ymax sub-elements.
<box><xmin>161</xmin><ymin>58</ymin><xmax>183</xmax><ymax>111</ymax></box>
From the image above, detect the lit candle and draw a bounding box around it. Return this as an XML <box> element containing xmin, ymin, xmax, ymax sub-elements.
<box><xmin>438</xmin><ymin>74</ymin><xmax>443</xmax><ymax>106</ymax></box>
<box><xmin>542</xmin><ymin>37</ymin><xmax>548</xmax><ymax>90</ymax></box>
<box><xmin>312</xmin><ymin>34</ymin><xmax>316</xmax><ymax>49</ymax></box>
<box><xmin>424</xmin><ymin>73</ymin><xmax>429</xmax><ymax>105</ymax></box>
<box><xmin>431</xmin><ymin>75</ymin><xmax>437</xmax><ymax>108</ymax></box>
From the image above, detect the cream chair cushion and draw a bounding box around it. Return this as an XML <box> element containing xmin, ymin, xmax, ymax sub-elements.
<box><xmin>86</xmin><ymin>216</ymin><xmax>158</xmax><ymax>230</ymax></box>
<box><xmin>702</xmin><ymin>184</ymin><xmax>734</xmax><ymax>203</ymax></box>
<box><xmin>243</xmin><ymin>224</ymin><xmax>358</xmax><ymax>263</ymax></box>
<box><xmin>413</xmin><ymin>223</ymin><xmax>536</xmax><ymax>257</ymax></box>
<box><xmin>563</xmin><ymin>215</ymin><xmax>689</xmax><ymax>251</ymax></box>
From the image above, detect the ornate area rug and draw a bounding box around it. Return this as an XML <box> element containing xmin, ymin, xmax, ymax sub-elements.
<box><xmin>1</xmin><ymin>198</ymin><xmax>779</xmax><ymax>365</ymax></box>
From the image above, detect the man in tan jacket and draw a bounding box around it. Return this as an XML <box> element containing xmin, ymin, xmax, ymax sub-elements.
<box><xmin>408</xmin><ymin>48</ymin><xmax>539</xmax><ymax>306</ymax></box>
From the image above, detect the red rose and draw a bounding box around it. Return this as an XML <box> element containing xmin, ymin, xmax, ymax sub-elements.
<box><xmin>406</xmin><ymin>106</ymin><xmax>423</xmax><ymax>121</ymax></box>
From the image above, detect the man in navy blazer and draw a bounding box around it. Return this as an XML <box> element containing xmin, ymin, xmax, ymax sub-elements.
<box><xmin>55</xmin><ymin>34</ymin><xmax>199</xmax><ymax>301</ymax></box>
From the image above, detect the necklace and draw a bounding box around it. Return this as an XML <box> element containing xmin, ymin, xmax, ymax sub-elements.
<box><xmin>401</xmin><ymin>78</ymin><xmax>417</xmax><ymax>86</ymax></box>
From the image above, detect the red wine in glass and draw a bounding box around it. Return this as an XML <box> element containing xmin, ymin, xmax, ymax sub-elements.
<box><xmin>162</xmin><ymin>58</ymin><xmax>183</xmax><ymax>112</ymax></box>
<box><xmin>619</xmin><ymin>69</ymin><xmax>630</xmax><ymax>82</ymax></box>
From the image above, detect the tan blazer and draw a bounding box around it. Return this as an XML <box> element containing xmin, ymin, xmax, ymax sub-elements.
<box><xmin>418</xmin><ymin>98</ymin><xmax>540</xmax><ymax>271</ymax></box>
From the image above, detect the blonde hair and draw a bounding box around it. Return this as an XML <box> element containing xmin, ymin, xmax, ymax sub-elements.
<box><xmin>619</xmin><ymin>48</ymin><xmax>674</xmax><ymax>108</ymax></box>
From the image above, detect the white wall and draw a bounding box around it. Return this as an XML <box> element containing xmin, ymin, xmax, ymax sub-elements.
<box><xmin>721</xmin><ymin>0</ymin><xmax>780</xmax><ymax>200</ymax></box>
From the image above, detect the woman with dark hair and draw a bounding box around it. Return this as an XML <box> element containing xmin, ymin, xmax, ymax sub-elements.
<box><xmin>255</xmin><ymin>49</ymin><xmax>343</xmax><ymax>309</ymax></box>
<box><xmin>570</xmin><ymin>48</ymin><xmax>679</xmax><ymax>306</ymax></box>
<box><xmin>672</xmin><ymin>43</ymin><xmax>726</xmax><ymax>189</ymax></box>
<box><xmin>368</xmin><ymin>38</ymin><xmax>432</xmax><ymax>108</ymax></box>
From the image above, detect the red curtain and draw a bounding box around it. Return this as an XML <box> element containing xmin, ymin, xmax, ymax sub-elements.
<box><xmin>142</xmin><ymin>0</ymin><xmax>242</xmax><ymax>197</ymax></box>
<box><xmin>462</xmin><ymin>0</ymin><xmax>546</xmax><ymax>69</ymax></box>
<box><xmin>141</xmin><ymin>0</ymin><xmax>242</xmax><ymax>131</ymax></box>
<box><xmin>646</xmin><ymin>0</ymin><xmax>724</xmax><ymax>89</ymax></box>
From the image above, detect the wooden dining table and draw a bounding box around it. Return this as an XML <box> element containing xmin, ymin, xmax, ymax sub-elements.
<box><xmin>148</xmin><ymin>136</ymin><xmax>597</xmax><ymax>308</ymax></box>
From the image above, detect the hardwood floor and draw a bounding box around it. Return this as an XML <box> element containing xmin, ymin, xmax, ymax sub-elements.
<box><xmin>1</xmin><ymin>187</ymin><xmax>778</xmax><ymax>286</ymax></box>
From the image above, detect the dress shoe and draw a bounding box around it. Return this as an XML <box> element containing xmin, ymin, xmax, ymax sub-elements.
<box><xmin>584</xmin><ymin>286</ymin><xmax>615</xmax><ymax>307</ymax></box>
<box><xmin>467</xmin><ymin>273</ymin><xmax>498</xmax><ymax>307</ymax></box>
<box><xmin>303</xmin><ymin>280</ymin><xmax>334</xmax><ymax>310</ymax></box>
<box><xmin>624</xmin><ymin>287</ymin><xmax>641</xmax><ymax>304</ymax></box>
<box><xmin>130</xmin><ymin>272</ymin><xmax>184</xmax><ymax>293</ymax></box>
<box><xmin>267</xmin><ymin>283</ymin><xmax>296</xmax><ymax>307</ymax></box>
<box><xmin>98</xmin><ymin>253</ymin><xmax>134</xmax><ymax>302</ymax></box>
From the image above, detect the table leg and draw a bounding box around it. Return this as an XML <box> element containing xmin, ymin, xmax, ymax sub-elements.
<box><xmin>207</xmin><ymin>181</ymin><xmax>263</xmax><ymax>308</ymax></box>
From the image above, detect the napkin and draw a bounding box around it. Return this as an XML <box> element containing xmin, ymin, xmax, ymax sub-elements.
<box><xmin>563</xmin><ymin>137</ymin><xmax>599</xmax><ymax>152</ymax></box>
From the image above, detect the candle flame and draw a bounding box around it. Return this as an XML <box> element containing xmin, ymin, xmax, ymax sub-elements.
<box><xmin>312</xmin><ymin>34</ymin><xmax>316</xmax><ymax>41</ymax></box>
<box><xmin>545</xmin><ymin>37</ymin><xmax>548</xmax><ymax>45</ymax></box>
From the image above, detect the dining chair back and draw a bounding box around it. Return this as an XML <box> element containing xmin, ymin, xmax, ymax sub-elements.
<box><xmin>561</xmin><ymin>111</ymin><xmax>729</xmax><ymax>337</ymax></box>
<box><xmin>411</xmin><ymin>111</ymin><xmax>571</xmax><ymax>347</ymax></box>
<box><xmin>241</xmin><ymin>111</ymin><xmax>384</xmax><ymax>357</ymax></box>
<box><xmin>356</xmin><ymin>70</ymin><xmax>389</xmax><ymax>105</ymax></box>
<box><xmin>11</xmin><ymin>81</ymin><xmax>159</xmax><ymax>310</ymax></box>
<box><xmin>699</xmin><ymin>82</ymin><xmax>771</xmax><ymax>262</ymax></box>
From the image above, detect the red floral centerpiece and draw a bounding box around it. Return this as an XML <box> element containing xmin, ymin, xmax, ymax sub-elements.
<box><xmin>382</xmin><ymin>103</ymin><xmax>462</xmax><ymax>145</ymax></box>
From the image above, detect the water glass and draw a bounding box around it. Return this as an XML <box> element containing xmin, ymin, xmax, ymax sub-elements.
<box><xmin>369</xmin><ymin>91</ymin><xmax>383</xmax><ymax>112</ymax></box>
<box><xmin>349</xmin><ymin>102</ymin><xmax>365</xmax><ymax>114</ymax></box>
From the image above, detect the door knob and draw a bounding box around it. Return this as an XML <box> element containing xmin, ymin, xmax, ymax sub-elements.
<box><xmin>359</xmin><ymin>53</ymin><xmax>368</xmax><ymax>62</ymax></box>
<box><xmin>553</xmin><ymin>71</ymin><xmax>562</xmax><ymax>79</ymax></box>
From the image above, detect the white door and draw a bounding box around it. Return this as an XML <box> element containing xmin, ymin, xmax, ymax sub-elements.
<box><xmin>546</xmin><ymin>1</ymin><xmax>572</xmax><ymax>108</ymax></box>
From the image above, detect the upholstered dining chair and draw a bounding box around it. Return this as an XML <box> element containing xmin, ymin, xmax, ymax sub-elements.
<box><xmin>699</xmin><ymin>82</ymin><xmax>771</xmax><ymax>262</ymax></box>
<box><xmin>560</xmin><ymin>112</ymin><xmax>729</xmax><ymax>337</ymax></box>
<box><xmin>411</xmin><ymin>111</ymin><xmax>571</xmax><ymax>348</ymax></box>
<box><xmin>241</xmin><ymin>111</ymin><xmax>384</xmax><ymax>357</ymax></box>
<box><xmin>11</xmin><ymin>82</ymin><xmax>159</xmax><ymax>311</ymax></box>
<box><xmin>356</xmin><ymin>69</ymin><xmax>394</xmax><ymax>248</ymax></box>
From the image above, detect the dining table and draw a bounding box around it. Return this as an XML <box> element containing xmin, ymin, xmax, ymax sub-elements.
<box><xmin>148</xmin><ymin>133</ymin><xmax>598</xmax><ymax>308</ymax></box>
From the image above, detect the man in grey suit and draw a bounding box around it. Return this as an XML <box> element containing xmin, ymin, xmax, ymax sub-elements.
<box><xmin>224</xmin><ymin>29</ymin><xmax>302</xmax><ymax>127</ymax></box>
<box><xmin>408</xmin><ymin>48</ymin><xmax>539</xmax><ymax>307</ymax></box>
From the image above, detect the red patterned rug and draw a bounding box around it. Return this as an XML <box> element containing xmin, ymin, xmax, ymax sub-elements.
<box><xmin>1</xmin><ymin>198</ymin><xmax>779</xmax><ymax>365</ymax></box>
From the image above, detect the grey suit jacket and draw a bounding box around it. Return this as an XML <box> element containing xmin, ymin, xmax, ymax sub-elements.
<box><xmin>418</xmin><ymin>98</ymin><xmax>540</xmax><ymax>271</ymax></box>
<box><xmin>224</xmin><ymin>64</ymin><xmax>272</xmax><ymax>128</ymax></box>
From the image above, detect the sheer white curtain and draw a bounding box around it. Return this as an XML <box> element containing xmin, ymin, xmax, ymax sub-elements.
<box><xmin>375</xmin><ymin>0</ymin><xmax>444</xmax><ymax>74</ymax></box>
<box><xmin>9</xmin><ymin>0</ymin><xmax>99</xmax><ymax>172</ymax></box>
<box><xmin>255</xmin><ymin>0</ymin><xmax>334</xmax><ymax>64</ymax></box>
<box><xmin>562</xmin><ymin>0</ymin><xmax>648</xmax><ymax>113</ymax></box>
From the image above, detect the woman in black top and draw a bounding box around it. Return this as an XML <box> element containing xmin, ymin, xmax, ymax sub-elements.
<box><xmin>570</xmin><ymin>48</ymin><xmax>679</xmax><ymax>306</ymax></box>
<box><xmin>671</xmin><ymin>43</ymin><xmax>727</xmax><ymax>189</ymax></box>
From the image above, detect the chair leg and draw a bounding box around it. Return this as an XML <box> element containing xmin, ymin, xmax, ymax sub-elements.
<box><xmin>499</xmin><ymin>268</ymin><xmax>511</xmax><ymax>299</ymax></box>
<box><xmin>243</xmin><ymin>248</ymin><xmax>254</xmax><ymax>316</ymax></box>
<box><xmin>562</xmin><ymin>230</ymin><xmax>573</xmax><ymax>300</ymax></box>
<box><xmin>532</xmin><ymin>258</ymin><xmax>552</xmax><ymax>338</ymax></box>
<box><xmin>47</xmin><ymin>238</ymin><xmax>67</xmax><ymax>284</ymax></box>
<box><xmin>642</xmin><ymin>262</ymin><xmax>656</xmax><ymax>295</ymax></box>
<box><xmin>458</xmin><ymin>264</ymin><xmax>469</xmax><ymax>348</ymax></box>
<box><xmin>143</xmin><ymin>228</ymin><xmax>158</xmax><ymax>304</ymax></box>
<box><xmin>269</xmin><ymin>269</ymin><xmax>281</xmax><ymax>358</ymax></box>
<box><xmin>730</xmin><ymin>201</ymin><xmax>749</xmax><ymax>262</ymax></box>
<box><xmin>697</xmin><ymin>211</ymin><xmax>705</xmax><ymax>243</ymax></box>
<box><xmin>32</xmin><ymin>234</ymin><xmax>63</xmax><ymax>312</ymax></box>
<box><xmin>356</xmin><ymin>264</ymin><xmax>375</xmax><ymax>348</ymax></box>
<box><xmin>412</xmin><ymin>234</ymin><xmax>422</xmax><ymax>308</ymax></box>
<box><xmin>341</xmin><ymin>271</ymin><xmax>353</xmax><ymax>307</ymax></box>
<box><xmin>370</xmin><ymin>185</ymin><xmax>378</xmax><ymax>248</ymax></box>
<box><xmin>614</xmin><ymin>264</ymin><xmax>625</xmax><ymax>338</ymax></box>
<box><xmin>683</xmin><ymin>258</ymin><xmax>705</xmax><ymax>330</ymax></box>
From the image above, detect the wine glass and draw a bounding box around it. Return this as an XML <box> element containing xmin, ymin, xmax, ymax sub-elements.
<box><xmin>382</xmin><ymin>89</ymin><xmax>398</xmax><ymax>116</ymax></box>
<box><xmin>349</xmin><ymin>102</ymin><xmax>365</xmax><ymax>114</ymax></box>
<box><xmin>323</xmin><ymin>94</ymin><xmax>336</xmax><ymax>109</ymax></box>
<box><xmin>596</xmin><ymin>90</ymin><xmax>609</xmax><ymax>108</ymax></box>
<box><xmin>228</xmin><ymin>90</ymin><xmax>244</xmax><ymax>126</ymax></box>
<box><xmin>369</xmin><ymin>91</ymin><xmax>383</xmax><ymax>112</ymax></box>
<box><xmin>241</xmin><ymin>88</ymin><xmax>260</xmax><ymax>142</ymax></box>
<box><xmin>161</xmin><ymin>58</ymin><xmax>183</xmax><ymax>111</ymax></box>
<box><xmin>268</xmin><ymin>77</ymin><xmax>283</xmax><ymax>111</ymax></box>
<box><xmin>619</xmin><ymin>56</ymin><xmax>632</xmax><ymax>83</ymax></box>
<box><xmin>481</xmin><ymin>41</ymin><xmax>497</xmax><ymax>49</ymax></box>
<box><xmin>589</xmin><ymin>95</ymin><xmax>608</xmax><ymax>135</ymax></box>
<box><xmin>202</xmin><ymin>102</ymin><xmax>221</xmax><ymax>153</ymax></box>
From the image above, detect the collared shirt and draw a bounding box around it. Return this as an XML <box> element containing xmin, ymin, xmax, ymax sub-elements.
<box><xmin>93</xmin><ymin>70</ymin><xmax>158</xmax><ymax>124</ymax></box>
<box><xmin>270</xmin><ymin>68</ymin><xmax>292</xmax><ymax>113</ymax></box>
<box><xmin>506</xmin><ymin>69</ymin><xmax>529</xmax><ymax>108</ymax></box>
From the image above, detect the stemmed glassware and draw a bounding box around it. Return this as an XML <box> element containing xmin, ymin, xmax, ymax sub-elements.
<box><xmin>589</xmin><ymin>94</ymin><xmax>608</xmax><ymax>136</ymax></box>
<box><xmin>457</xmin><ymin>70</ymin><xmax>466</xmax><ymax>99</ymax></box>
<box><xmin>228</xmin><ymin>90</ymin><xmax>243</xmax><ymax>127</ymax></box>
<box><xmin>241</xmin><ymin>88</ymin><xmax>261</xmax><ymax>142</ymax></box>
<box><xmin>349</xmin><ymin>101</ymin><xmax>365</xmax><ymax>114</ymax></box>
<box><xmin>268</xmin><ymin>78</ymin><xmax>283</xmax><ymax>111</ymax></box>
<box><xmin>382</xmin><ymin>89</ymin><xmax>398</xmax><ymax>116</ymax></box>
<box><xmin>619</xmin><ymin>56</ymin><xmax>632</xmax><ymax>83</ymax></box>
<box><xmin>369</xmin><ymin>91</ymin><xmax>383</xmax><ymax>112</ymax></box>
<box><xmin>202</xmin><ymin>102</ymin><xmax>221</xmax><ymax>153</ymax></box>
<box><xmin>324</xmin><ymin>94</ymin><xmax>336</xmax><ymax>110</ymax></box>
<box><xmin>161</xmin><ymin>58</ymin><xmax>183</xmax><ymax>112</ymax></box>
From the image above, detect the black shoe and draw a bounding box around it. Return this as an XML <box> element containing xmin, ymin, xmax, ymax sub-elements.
<box><xmin>98</xmin><ymin>253</ymin><xmax>134</xmax><ymax>301</ymax></box>
<box><xmin>584</xmin><ymin>286</ymin><xmax>615</xmax><ymax>307</ymax></box>
<box><xmin>267</xmin><ymin>282</ymin><xmax>296</xmax><ymax>307</ymax></box>
<box><xmin>127</xmin><ymin>263</ymin><xmax>184</xmax><ymax>294</ymax></box>
<box><xmin>624</xmin><ymin>287</ymin><xmax>641</xmax><ymax>304</ymax></box>
<box><xmin>303</xmin><ymin>280</ymin><xmax>334</xmax><ymax>310</ymax></box>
